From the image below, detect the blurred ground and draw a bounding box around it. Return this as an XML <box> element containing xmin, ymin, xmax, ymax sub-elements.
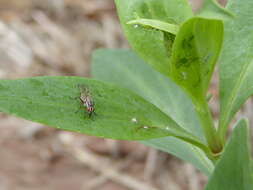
<box><xmin>0</xmin><ymin>0</ymin><xmax>251</xmax><ymax>190</ymax></box>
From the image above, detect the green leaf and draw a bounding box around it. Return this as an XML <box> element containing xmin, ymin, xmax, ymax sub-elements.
<box><xmin>205</xmin><ymin>119</ymin><xmax>253</xmax><ymax>190</ymax></box>
<box><xmin>127</xmin><ymin>18</ymin><xmax>179</xmax><ymax>35</ymax></box>
<box><xmin>92</xmin><ymin>49</ymin><xmax>204</xmax><ymax>140</ymax></box>
<box><xmin>197</xmin><ymin>0</ymin><xmax>234</xmax><ymax>20</ymax></box>
<box><xmin>218</xmin><ymin>0</ymin><xmax>253</xmax><ymax>140</ymax></box>
<box><xmin>142</xmin><ymin>137</ymin><xmax>214</xmax><ymax>176</ymax></box>
<box><xmin>169</xmin><ymin>17</ymin><xmax>223</xmax><ymax>102</ymax></box>
<box><xmin>116</xmin><ymin>0</ymin><xmax>224</xmax><ymax>152</ymax></box>
<box><xmin>114</xmin><ymin>0</ymin><xmax>193</xmax><ymax>76</ymax></box>
<box><xmin>0</xmin><ymin>76</ymin><xmax>205</xmax><ymax>144</ymax></box>
<box><xmin>92</xmin><ymin>49</ymin><xmax>214</xmax><ymax>175</ymax></box>
<box><xmin>169</xmin><ymin>17</ymin><xmax>224</xmax><ymax>152</ymax></box>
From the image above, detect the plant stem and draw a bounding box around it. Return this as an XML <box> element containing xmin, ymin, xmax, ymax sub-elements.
<box><xmin>195</xmin><ymin>99</ymin><xmax>223</xmax><ymax>154</ymax></box>
<box><xmin>217</xmin><ymin>116</ymin><xmax>229</xmax><ymax>145</ymax></box>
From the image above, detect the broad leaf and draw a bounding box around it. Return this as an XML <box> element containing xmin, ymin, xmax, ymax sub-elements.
<box><xmin>169</xmin><ymin>17</ymin><xmax>223</xmax><ymax>102</ymax></box>
<box><xmin>0</xmin><ymin>77</ymin><xmax>205</xmax><ymax>144</ymax></box>
<box><xmin>92</xmin><ymin>49</ymin><xmax>214</xmax><ymax>175</ymax></box>
<box><xmin>218</xmin><ymin>0</ymin><xmax>253</xmax><ymax>139</ymax></box>
<box><xmin>92</xmin><ymin>49</ymin><xmax>204</xmax><ymax>140</ymax></box>
<box><xmin>205</xmin><ymin>119</ymin><xmax>253</xmax><ymax>190</ymax></box>
<box><xmin>114</xmin><ymin>0</ymin><xmax>193</xmax><ymax>76</ymax></box>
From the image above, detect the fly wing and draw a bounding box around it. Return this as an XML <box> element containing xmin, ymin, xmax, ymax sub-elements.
<box><xmin>78</xmin><ymin>84</ymin><xmax>90</xmax><ymax>95</ymax></box>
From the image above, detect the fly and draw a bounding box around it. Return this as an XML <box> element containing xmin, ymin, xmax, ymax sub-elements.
<box><xmin>78</xmin><ymin>85</ymin><xmax>96</xmax><ymax>118</ymax></box>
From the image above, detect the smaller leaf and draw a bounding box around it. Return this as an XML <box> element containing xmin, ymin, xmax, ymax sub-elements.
<box><xmin>169</xmin><ymin>17</ymin><xmax>223</xmax><ymax>102</ymax></box>
<box><xmin>205</xmin><ymin>119</ymin><xmax>253</xmax><ymax>190</ymax></box>
<box><xmin>127</xmin><ymin>19</ymin><xmax>179</xmax><ymax>35</ymax></box>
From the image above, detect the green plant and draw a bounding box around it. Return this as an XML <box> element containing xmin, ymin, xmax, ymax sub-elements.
<box><xmin>0</xmin><ymin>0</ymin><xmax>252</xmax><ymax>188</ymax></box>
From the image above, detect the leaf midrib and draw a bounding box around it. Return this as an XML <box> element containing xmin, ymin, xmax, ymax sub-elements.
<box><xmin>0</xmin><ymin>96</ymin><xmax>77</xmax><ymax>109</ymax></box>
<box><xmin>220</xmin><ymin>55</ymin><xmax>252</xmax><ymax>132</ymax></box>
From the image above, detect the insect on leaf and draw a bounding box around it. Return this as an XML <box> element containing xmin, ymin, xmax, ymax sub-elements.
<box><xmin>0</xmin><ymin>76</ymin><xmax>206</xmax><ymax>151</ymax></box>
